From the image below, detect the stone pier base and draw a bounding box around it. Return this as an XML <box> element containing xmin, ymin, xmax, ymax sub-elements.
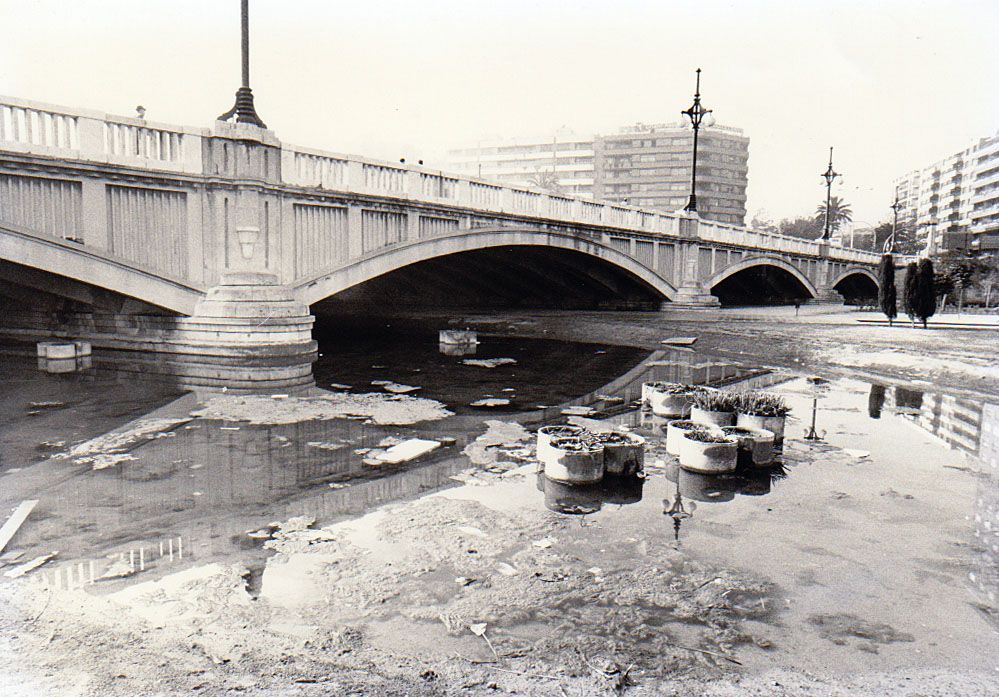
<box><xmin>0</xmin><ymin>274</ymin><xmax>317</xmax><ymax>360</ymax></box>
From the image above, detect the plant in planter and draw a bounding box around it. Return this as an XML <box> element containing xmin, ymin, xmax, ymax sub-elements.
<box><xmin>593</xmin><ymin>431</ymin><xmax>645</xmax><ymax>476</ymax></box>
<box><xmin>678</xmin><ymin>428</ymin><xmax>738</xmax><ymax>474</ymax></box>
<box><xmin>645</xmin><ymin>382</ymin><xmax>700</xmax><ymax>418</ymax></box>
<box><xmin>736</xmin><ymin>392</ymin><xmax>790</xmax><ymax>444</ymax></box>
<box><xmin>690</xmin><ymin>390</ymin><xmax>741</xmax><ymax>427</ymax></box>
<box><xmin>543</xmin><ymin>436</ymin><xmax>605</xmax><ymax>484</ymax></box>
<box><xmin>721</xmin><ymin>425</ymin><xmax>775</xmax><ymax>467</ymax></box>
<box><xmin>664</xmin><ymin>419</ymin><xmax>712</xmax><ymax>456</ymax></box>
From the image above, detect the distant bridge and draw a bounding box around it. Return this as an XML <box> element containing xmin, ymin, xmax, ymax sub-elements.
<box><xmin>0</xmin><ymin>95</ymin><xmax>880</xmax><ymax>356</ymax></box>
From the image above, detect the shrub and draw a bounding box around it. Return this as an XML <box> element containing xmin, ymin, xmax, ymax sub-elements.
<box><xmin>903</xmin><ymin>261</ymin><xmax>918</xmax><ymax>320</ymax></box>
<box><xmin>667</xmin><ymin>419</ymin><xmax>703</xmax><ymax>431</ymax></box>
<box><xmin>913</xmin><ymin>258</ymin><xmax>937</xmax><ymax>328</ymax></box>
<box><xmin>683</xmin><ymin>430</ymin><xmax>732</xmax><ymax>444</ymax></box>
<box><xmin>877</xmin><ymin>254</ymin><xmax>897</xmax><ymax>324</ymax></box>
<box><xmin>690</xmin><ymin>390</ymin><xmax>741</xmax><ymax>412</ymax></box>
<box><xmin>738</xmin><ymin>392</ymin><xmax>790</xmax><ymax>417</ymax></box>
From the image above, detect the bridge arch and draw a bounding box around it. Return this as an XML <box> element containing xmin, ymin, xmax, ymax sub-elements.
<box><xmin>295</xmin><ymin>227</ymin><xmax>677</xmax><ymax>307</ymax></box>
<box><xmin>0</xmin><ymin>222</ymin><xmax>204</xmax><ymax>314</ymax></box>
<box><xmin>706</xmin><ymin>256</ymin><xmax>818</xmax><ymax>305</ymax></box>
<box><xmin>830</xmin><ymin>267</ymin><xmax>879</xmax><ymax>303</ymax></box>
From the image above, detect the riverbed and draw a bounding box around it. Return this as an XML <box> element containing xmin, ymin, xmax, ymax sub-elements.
<box><xmin>1</xmin><ymin>311</ymin><xmax>996</xmax><ymax>696</ymax></box>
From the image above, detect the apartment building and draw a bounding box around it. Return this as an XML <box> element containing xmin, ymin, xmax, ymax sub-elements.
<box><xmin>446</xmin><ymin>130</ymin><xmax>596</xmax><ymax>199</ymax></box>
<box><xmin>893</xmin><ymin>130</ymin><xmax>999</xmax><ymax>255</ymax></box>
<box><xmin>447</xmin><ymin>122</ymin><xmax>750</xmax><ymax>225</ymax></box>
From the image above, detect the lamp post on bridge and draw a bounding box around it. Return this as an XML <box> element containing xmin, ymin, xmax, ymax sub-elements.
<box><xmin>887</xmin><ymin>189</ymin><xmax>902</xmax><ymax>254</ymax></box>
<box><xmin>820</xmin><ymin>147</ymin><xmax>840</xmax><ymax>240</ymax></box>
<box><xmin>681</xmin><ymin>68</ymin><xmax>715</xmax><ymax>214</ymax></box>
<box><xmin>218</xmin><ymin>0</ymin><xmax>267</xmax><ymax>128</ymax></box>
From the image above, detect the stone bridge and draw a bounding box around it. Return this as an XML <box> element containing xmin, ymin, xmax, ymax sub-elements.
<box><xmin>0</xmin><ymin>95</ymin><xmax>881</xmax><ymax>357</ymax></box>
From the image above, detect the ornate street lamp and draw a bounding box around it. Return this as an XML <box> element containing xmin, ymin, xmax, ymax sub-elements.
<box><xmin>681</xmin><ymin>68</ymin><xmax>715</xmax><ymax>214</ymax></box>
<box><xmin>218</xmin><ymin>0</ymin><xmax>267</xmax><ymax>128</ymax></box>
<box><xmin>887</xmin><ymin>189</ymin><xmax>902</xmax><ymax>254</ymax></box>
<box><xmin>820</xmin><ymin>147</ymin><xmax>840</xmax><ymax>240</ymax></box>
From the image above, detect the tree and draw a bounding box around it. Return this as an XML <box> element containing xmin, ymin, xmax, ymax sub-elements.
<box><xmin>912</xmin><ymin>258</ymin><xmax>937</xmax><ymax>328</ymax></box>
<box><xmin>815</xmin><ymin>196</ymin><xmax>853</xmax><ymax>234</ymax></box>
<box><xmin>877</xmin><ymin>254</ymin><xmax>897</xmax><ymax>325</ymax></box>
<box><xmin>778</xmin><ymin>216</ymin><xmax>823</xmax><ymax>239</ymax></box>
<box><xmin>903</xmin><ymin>262</ymin><xmax>918</xmax><ymax>323</ymax></box>
<box><xmin>527</xmin><ymin>169</ymin><xmax>563</xmax><ymax>195</ymax></box>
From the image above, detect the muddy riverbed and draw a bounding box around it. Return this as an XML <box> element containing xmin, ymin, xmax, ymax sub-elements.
<box><xmin>1</xmin><ymin>311</ymin><xmax>996</xmax><ymax>696</ymax></box>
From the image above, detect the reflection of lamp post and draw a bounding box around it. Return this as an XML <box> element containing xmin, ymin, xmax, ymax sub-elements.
<box><xmin>663</xmin><ymin>479</ymin><xmax>693</xmax><ymax>542</ymax></box>
<box><xmin>681</xmin><ymin>68</ymin><xmax>715</xmax><ymax>214</ymax></box>
<box><xmin>804</xmin><ymin>396</ymin><xmax>822</xmax><ymax>440</ymax></box>
<box><xmin>821</xmin><ymin>147</ymin><xmax>840</xmax><ymax>240</ymax></box>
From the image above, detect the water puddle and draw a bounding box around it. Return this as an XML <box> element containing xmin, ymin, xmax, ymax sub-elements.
<box><xmin>0</xmin><ymin>323</ymin><xmax>996</xmax><ymax>681</ymax></box>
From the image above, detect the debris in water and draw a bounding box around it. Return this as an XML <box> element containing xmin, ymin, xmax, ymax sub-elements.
<box><xmin>381</xmin><ymin>382</ymin><xmax>421</xmax><ymax>394</ymax></box>
<box><xmin>0</xmin><ymin>500</ymin><xmax>38</xmax><ymax>553</ymax></box>
<box><xmin>561</xmin><ymin>405</ymin><xmax>597</xmax><ymax>417</ymax></box>
<box><xmin>375</xmin><ymin>439</ymin><xmax>441</xmax><ymax>464</ymax></box>
<box><xmin>271</xmin><ymin>394</ymin><xmax>289</xmax><ymax>400</ymax></box>
<box><xmin>843</xmin><ymin>449</ymin><xmax>870</xmax><ymax>459</ymax></box>
<box><xmin>471</xmin><ymin>398</ymin><xmax>510</xmax><ymax>408</ymax></box>
<box><xmin>190</xmin><ymin>393</ymin><xmax>452</xmax><ymax>425</ymax></box>
<box><xmin>29</xmin><ymin>401</ymin><xmax>65</xmax><ymax>409</ymax></box>
<box><xmin>463</xmin><ymin>358</ymin><xmax>517</xmax><ymax>368</ymax></box>
<box><xmin>532</xmin><ymin>536</ymin><xmax>557</xmax><ymax>549</ymax></box>
<box><xmin>4</xmin><ymin>552</ymin><xmax>57</xmax><ymax>578</ymax></box>
<box><xmin>329</xmin><ymin>383</ymin><xmax>351</xmax><ymax>390</ymax></box>
<box><xmin>220</xmin><ymin>426</ymin><xmax>241</xmax><ymax>431</ymax></box>
<box><xmin>455</xmin><ymin>576</ymin><xmax>475</xmax><ymax>586</ymax></box>
<box><xmin>596</xmin><ymin>394</ymin><xmax>625</xmax><ymax>404</ymax></box>
<box><xmin>306</xmin><ymin>441</ymin><xmax>346</xmax><ymax>451</ymax></box>
<box><xmin>661</xmin><ymin>336</ymin><xmax>698</xmax><ymax>346</ymax></box>
<box><xmin>83</xmin><ymin>453</ymin><xmax>137</xmax><ymax>471</ymax></box>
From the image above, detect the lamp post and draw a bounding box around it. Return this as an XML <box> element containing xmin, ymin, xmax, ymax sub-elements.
<box><xmin>681</xmin><ymin>68</ymin><xmax>715</xmax><ymax>214</ymax></box>
<box><xmin>820</xmin><ymin>147</ymin><xmax>840</xmax><ymax>240</ymax></box>
<box><xmin>887</xmin><ymin>189</ymin><xmax>902</xmax><ymax>254</ymax></box>
<box><xmin>218</xmin><ymin>0</ymin><xmax>267</xmax><ymax>128</ymax></box>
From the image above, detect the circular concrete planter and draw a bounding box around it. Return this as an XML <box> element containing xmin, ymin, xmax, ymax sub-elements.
<box><xmin>537</xmin><ymin>425</ymin><xmax>585</xmax><ymax>466</ymax></box>
<box><xmin>721</xmin><ymin>426</ymin><xmax>775</xmax><ymax>467</ymax></box>
<box><xmin>736</xmin><ymin>413</ymin><xmax>786</xmax><ymax>445</ymax></box>
<box><xmin>645</xmin><ymin>383</ymin><xmax>694</xmax><ymax>418</ymax></box>
<box><xmin>542</xmin><ymin>437</ymin><xmax>605</xmax><ymax>484</ymax></box>
<box><xmin>665</xmin><ymin>420</ymin><xmax>707</xmax><ymax>456</ymax></box>
<box><xmin>594</xmin><ymin>432</ymin><xmax>645</xmax><ymax>476</ymax></box>
<box><xmin>691</xmin><ymin>406</ymin><xmax>736</xmax><ymax>428</ymax></box>
<box><xmin>678</xmin><ymin>431</ymin><xmax>738</xmax><ymax>474</ymax></box>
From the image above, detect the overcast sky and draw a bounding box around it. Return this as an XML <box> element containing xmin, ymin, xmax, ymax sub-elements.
<box><xmin>2</xmin><ymin>0</ymin><xmax>997</xmax><ymax>226</ymax></box>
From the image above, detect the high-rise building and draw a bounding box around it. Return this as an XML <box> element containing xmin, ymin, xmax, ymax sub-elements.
<box><xmin>592</xmin><ymin>123</ymin><xmax>748</xmax><ymax>225</ymax></box>
<box><xmin>893</xmin><ymin>131</ymin><xmax>999</xmax><ymax>255</ymax></box>
<box><xmin>447</xmin><ymin>122</ymin><xmax>750</xmax><ymax>225</ymax></box>
<box><xmin>446</xmin><ymin>130</ymin><xmax>595</xmax><ymax>199</ymax></box>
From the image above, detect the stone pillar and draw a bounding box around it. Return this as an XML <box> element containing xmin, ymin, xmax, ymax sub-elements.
<box><xmin>665</xmin><ymin>214</ymin><xmax>719</xmax><ymax>308</ymax></box>
<box><xmin>181</xmin><ymin>120</ymin><xmax>317</xmax><ymax>358</ymax></box>
<box><xmin>812</xmin><ymin>243</ymin><xmax>844</xmax><ymax>303</ymax></box>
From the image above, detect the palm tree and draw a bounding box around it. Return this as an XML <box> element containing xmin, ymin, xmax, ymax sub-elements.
<box><xmin>815</xmin><ymin>196</ymin><xmax>853</xmax><ymax>234</ymax></box>
<box><xmin>527</xmin><ymin>169</ymin><xmax>563</xmax><ymax>195</ymax></box>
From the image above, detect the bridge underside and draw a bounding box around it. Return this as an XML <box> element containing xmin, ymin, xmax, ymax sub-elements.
<box><xmin>311</xmin><ymin>245</ymin><xmax>666</xmax><ymax>317</ymax></box>
<box><xmin>711</xmin><ymin>265</ymin><xmax>815</xmax><ymax>306</ymax></box>
<box><xmin>833</xmin><ymin>272</ymin><xmax>879</xmax><ymax>305</ymax></box>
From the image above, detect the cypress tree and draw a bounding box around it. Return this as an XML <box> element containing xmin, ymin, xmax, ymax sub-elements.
<box><xmin>903</xmin><ymin>262</ymin><xmax>919</xmax><ymax>323</ymax></box>
<box><xmin>914</xmin><ymin>258</ymin><xmax>937</xmax><ymax>328</ymax></box>
<box><xmin>877</xmin><ymin>254</ymin><xmax>897</xmax><ymax>325</ymax></box>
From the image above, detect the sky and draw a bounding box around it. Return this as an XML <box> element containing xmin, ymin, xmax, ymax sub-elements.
<box><xmin>2</xmin><ymin>0</ymin><xmax>997</xmax><ymax>226</ymax></box>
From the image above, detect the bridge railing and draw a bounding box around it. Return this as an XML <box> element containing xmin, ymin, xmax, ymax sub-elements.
<box><xmin>0</xmin><ymin>95</ymin><xmax>203</xmax><ymax>174</ymax></box>
<box><xmin>0</xmin><ymin>95</ymin><xmax>877</xmax><ymax>266</ymax></box>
